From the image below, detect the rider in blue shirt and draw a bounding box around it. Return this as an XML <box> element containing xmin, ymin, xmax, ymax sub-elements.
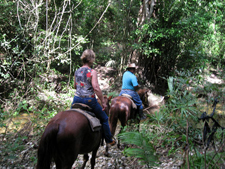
<box><xmin>119</xmin><ymin>63</ymin><xmax>146</xmax><ymax>120</ymax></box>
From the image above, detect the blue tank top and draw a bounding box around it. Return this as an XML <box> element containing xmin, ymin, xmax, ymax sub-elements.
<box><xmin>75</xmin><ymin>67</ymin><xmax>95</xmax><ymax>98</ymax></box>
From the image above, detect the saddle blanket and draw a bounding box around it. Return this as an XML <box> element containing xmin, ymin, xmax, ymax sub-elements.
<box><xmin>121</xmin><ymin>94</ymin><xmax>137</xmax><ymax>109</ymax></box>
<box><xmin>67</xmin><ymin>109</ymin><xmax>102</xmax><ymax>132</ymax></box>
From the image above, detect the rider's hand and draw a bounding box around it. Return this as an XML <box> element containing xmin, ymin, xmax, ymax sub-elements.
<box><xmin>102</xmin><ymin>102</ymin><xmax>107</xmax><ymax>111</ymax></box>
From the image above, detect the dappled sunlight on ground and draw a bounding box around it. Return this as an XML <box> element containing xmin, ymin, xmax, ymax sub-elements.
<box><xmin>205</xmin><ymin>73</ymin><xmax>224</xmax><ymax>84</ymax></box>
<box><xmin>0</xmin><ymin>113</ymin><xmax>32</xmax><ymax>134</ymax></box>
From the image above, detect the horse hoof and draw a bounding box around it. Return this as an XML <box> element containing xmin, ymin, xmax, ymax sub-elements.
<box><xmin>104</xmin><ymin>152</ymin><xmax>109</xmax><ymax>156</ymax></box>
<box><xmin>103</xmin><ymin>151</ymin><xmax>111</xmax><ymax>157</ymax></box>
<box><xmin>118</xmin><ymin>146</ymin><xmax>123</xmax><ymax>150</ymax></box>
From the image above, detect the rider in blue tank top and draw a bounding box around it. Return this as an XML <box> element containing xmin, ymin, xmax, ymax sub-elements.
<box><xmin>71</xmin><ymin>49</ymin><xmax>116</xmax><ymax>146</ymax></box>
<box><xmin>119</xmin><ymin>63</ymin><xmax>146</xmax><ymax>120</ymax></box>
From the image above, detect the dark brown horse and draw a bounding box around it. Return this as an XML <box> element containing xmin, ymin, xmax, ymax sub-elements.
<box><xmin>107</xmin><ymin>89</ymin><xmax>148</xmax><ymax>151</ymax></box>
<box><xmin>36</xmin><ymin>95</ymin><xmax>112</xmax><ymax>169</ymax></box>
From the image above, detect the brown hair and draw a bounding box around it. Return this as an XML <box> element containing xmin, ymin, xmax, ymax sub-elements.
<box><xmin>80</xmin><ymin>49</ymin><xmax>96</xmax><ymax>64</ymax></box>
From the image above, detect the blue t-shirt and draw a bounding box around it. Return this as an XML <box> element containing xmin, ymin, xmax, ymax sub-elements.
<box><xmin>121</xmin><ymin>71</ymin><xmax>138</xmax><ymax>91</ymax></box>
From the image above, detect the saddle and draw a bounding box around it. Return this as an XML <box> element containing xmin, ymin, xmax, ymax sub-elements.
<box><xmin>70</xmin><ymin>103</ymin><xmax>101</xmax><ymax>132</ymax></box>
<box><xmin>121</xmin><ymin>94</ymin><xmax>137</xmax><ymax>109</ymax></box>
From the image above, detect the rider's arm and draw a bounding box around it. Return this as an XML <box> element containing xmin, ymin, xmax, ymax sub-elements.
<box><xmin>134</xmin><ymin>85</ymin><xmax>139</xmax><ymax>91</ymax></box>
<box><xmin>91</xmin><ymin>69</ymin><xmax>106</xmax><ymax>110</ymax></box>
<box><xmin>74</xmin><ymin>76</ymin><xmax>77</xmax><ymax>89</ymax></box>
<box><xmin>132</xmin><ymin>74</ymin><xmax>139</xmax><ymax>91</ymax></box>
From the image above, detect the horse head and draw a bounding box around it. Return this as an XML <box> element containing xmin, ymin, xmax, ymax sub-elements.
<box><xmin>137</xmin><ymin>88</ymin><xmax>149</xmax><ymax>107</ymax></box>
<box><xmin>98</xmin><ymin>95</ymin><xmax>112</xmax><ymax>116</ymax></box>
<box><xmin>147</xmin><ymin>90</ymin><xmax>165</xmax><ymax>110</ymax></box>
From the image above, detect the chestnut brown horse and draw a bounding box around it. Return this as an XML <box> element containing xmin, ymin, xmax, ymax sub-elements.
<box><xmin>107</xmin><ymin>89</ymin><xmax>148</xmax><ymax>151</ymax></box>
<box><xmin>36</xmin><ymin>95</ymin><xmax>112</xmax><ymax>169</ymax></box>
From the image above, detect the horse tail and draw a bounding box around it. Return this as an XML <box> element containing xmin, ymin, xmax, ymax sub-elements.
<box><xmin>109</xmin><ymin>106</ymin><xmax>120</xmax><ymax>136</ymax></box>
<box><xmin>36</xmin><ymin>122</ymin><xmax>59</xmax><ymax>169</ymax></box>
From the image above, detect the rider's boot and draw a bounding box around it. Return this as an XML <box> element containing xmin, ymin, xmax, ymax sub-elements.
<box><xmin>138</xmin><ymin>109</ymin><xmax>146</xmax><ymax>120</ymax></box>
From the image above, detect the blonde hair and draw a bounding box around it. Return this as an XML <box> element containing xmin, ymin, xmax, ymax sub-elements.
<box><xmin>80</xmin><ymin>49</ymin><xmax>96</xmax><ymax>64</ymax></box>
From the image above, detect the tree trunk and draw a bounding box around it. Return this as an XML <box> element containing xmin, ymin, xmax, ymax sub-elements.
<box><xmin>129</xmin><ymin>0</ymin><xmax>167</xmax><ymax>94</ymax></box>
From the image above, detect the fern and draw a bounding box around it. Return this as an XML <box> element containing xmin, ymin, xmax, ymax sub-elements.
<box><xmin>119</xmin><ymin>132</ymin><xmax>159</xmax><ymax>167</ymax></box>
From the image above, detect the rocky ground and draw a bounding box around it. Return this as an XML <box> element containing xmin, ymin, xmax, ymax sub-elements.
<box><xmin>72</xmin><ymin>142</ymin><xmax>181</xmax><ymax>169</ymax></box>
<box><xmin>0</xmin><ymin>127</ymin><xmax>181</xmax><ymax>169</ymax></box>
<box><xmin>0</xmin><ymin>66</ymin><xmax>224</xmax><ymax>169</ymax></box>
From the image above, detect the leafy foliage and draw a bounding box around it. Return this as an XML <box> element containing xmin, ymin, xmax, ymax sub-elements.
<box><xmin>131</xmin><ymin>0</ymin><xmax>224</xmax><ymax>91</ymax></box>
<box><xmin>119</xmin><ymin>132</ymin><xmax>159</xmax><ymax>167</ymax></box>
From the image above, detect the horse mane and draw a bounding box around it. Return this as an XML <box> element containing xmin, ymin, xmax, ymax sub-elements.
<box><xmin>137</xmin><ymin>88</ymin><xmax>149</xmax><ymax>96</ymax></box>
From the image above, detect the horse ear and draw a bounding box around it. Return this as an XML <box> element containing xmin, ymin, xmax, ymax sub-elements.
<box><xmin>108</xmin><ymin>95</ymin><xmax>112</xmax><ymax>101</ymax></box>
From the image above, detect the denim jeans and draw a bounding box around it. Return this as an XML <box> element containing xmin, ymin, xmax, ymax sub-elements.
<box><xmin>119</xmin><ymin>90</ymin><xmax>143</xmax><ymax>110</ymax></box>
<box><xmin>71</xmin><ymin>96</ymin><xmax>113</xmax><ymax>143</ymax></box>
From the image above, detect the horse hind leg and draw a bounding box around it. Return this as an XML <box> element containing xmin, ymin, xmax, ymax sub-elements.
<box><xmin>105</xmin><ymin>111</ymin><xmax>118</xmax><ymax>156</ymax></box>
<box><xmin>117</xmin><ymin>125</ymin><xmax>123</xmax><ymax>149</ymax></box>
<box><xmin>80</xmin><ymin>154</ymin><xmax>89</xmax><ymax>169</ymax></box>
<box><xmin>90</xmin><ymin>148</ymin><xmax>98</xmax><ymax>169</ymax></box>
<box><xmin>109</xmin><ymin>113</ymin><xmax>118</xmax><ymax>136</ymax></box>
<box><xmin>118</xmin><ymin>114</ymin><xmax>129</xmax><ymax>150</ymax></box>
<box><xmin>58</xmin><ymin>151</ymin><xmax>78</xmax><ymax>169</ymax></box>
<box><xmin>55</xmin><ymin>159</ymin><xmax>62</xmax><ymax>169</ymax></box>
<box><xmin>104</xmin><ymin>115</ymin><xmax>117</xmax><ymax>156</ymax></box>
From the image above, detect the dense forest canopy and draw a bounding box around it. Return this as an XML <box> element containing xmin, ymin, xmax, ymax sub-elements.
<box><xmin>0</xmin><ymin>0</ymin><xmax>224</xmax><ymax>99</ymax></box>
<box><xmin>0</xmin><ymin>0</ymin><xmax>224</xmax><ymax>97</ymax></box>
